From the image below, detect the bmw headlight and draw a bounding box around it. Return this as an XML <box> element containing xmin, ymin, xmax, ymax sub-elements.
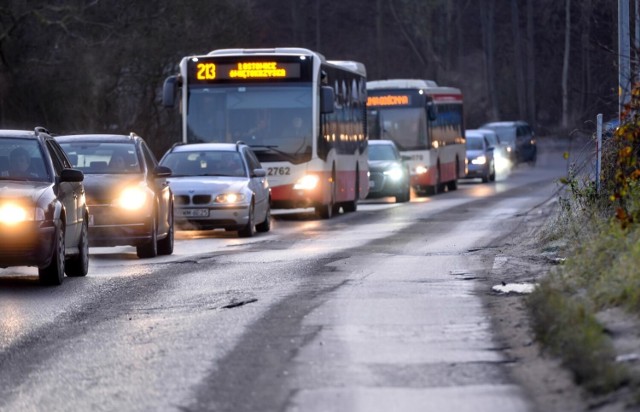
<box><xmin>115</xmin><ymin>185</ymin><xmax>149</xmax><ymax>210</ymax></box>
<box><xmin>383</xmin><ymin>167</ymin><xmax>404</xmax><ymax>181</ymax></box>
<box><xmin>471</xmin><ymin>155</ymin><xmax>487</xmax><ymax>165</ymax></box>
<box><xmin>215</xmin><ymin>193</ymin><xmax>246</xmax><ymax>204</ymax></box>
<box><xmin>293</xmin><ymin>174</ymin><xmax>319</xmax><ymax>190</ymax></box>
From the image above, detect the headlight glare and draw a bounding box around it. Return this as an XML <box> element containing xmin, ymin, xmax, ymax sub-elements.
<box><xmin>415</xmin><ymin>165</ymin><xmax>428</xmax><ymax>175</ymax></box>
<box><xmin>384</xmin><ymin>167</ymin><xmax>404</xmax><ymax>181</ymax></box>
<box><xmin>471</xmin><ymin>155</ymin><xmax>487</xmax><ymax>165</ymax></box>
<box><xmin>293</xmin><ymin>174</ymin><xmax>320</xmax><ymax>190</ymax></box>
<box><xmin>215</xmin><ymin>193</ymin><xmax>246</xmax><ymax>204</ymax></box>
<box><xmin>116</xmin><ymin>186</ymin><xmax>148</xmax><ymax>210</ymax></box>
<box><xmin>0</xmin><ymin>203</ymin><xmax>31</xmax><ymax>225</ymax></box>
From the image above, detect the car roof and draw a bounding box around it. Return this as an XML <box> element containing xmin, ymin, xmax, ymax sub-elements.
<box><xmin>0</xmin><ymin>129</ymin><xmax>42</xmax><ymax>139</ymax></box>
<box><xmin>170</xmin><ymin>143</ymin><xmax>241</xmax><ymax>152</ymax></box>
<box><xmin>465</xmin><ymin>131</ymin><xmax>485</xmax><ymax>139</ymax></box>
<box><xmin>481</xmin><ymin>121</ymin><xmax>528</xmax><ymax>128</ymax></box>
<box><xmin>55</xmin><ymin>134</ymin><xmax>140</xmax><ymax>144</ymax></box>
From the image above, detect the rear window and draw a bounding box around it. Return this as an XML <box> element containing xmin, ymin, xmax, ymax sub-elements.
<box><xmin>58</xmin><ymin>142</ymin><xmax>142</xmax><ymax>174</ymax></box>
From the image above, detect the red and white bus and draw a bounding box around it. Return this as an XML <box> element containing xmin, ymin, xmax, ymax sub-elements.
<box><xmin>366</xmin><ymin>79</ymin><xmax>466</xmax><ymax>195</ymax></box>
<box><xmin>162</xmin><ymin>48</ymin><xmax>368</xmax><ymax>218</ymax></box>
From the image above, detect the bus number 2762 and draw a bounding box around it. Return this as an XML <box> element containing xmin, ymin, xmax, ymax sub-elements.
<box><xmin>267</xmin><ymin>167</ymin><xmax>291</xmax><ymax>176</ymax></box>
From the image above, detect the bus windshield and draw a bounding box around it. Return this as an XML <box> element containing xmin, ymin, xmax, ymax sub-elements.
<box><xmin>187</xmin><ymin>85</ymin><xmax>313</xmax><ymax>163</ymax></box>
<box><xmin>371</xmin><ymin>107</ymin><xmax>428</xmax><ymax>150</ymax></box>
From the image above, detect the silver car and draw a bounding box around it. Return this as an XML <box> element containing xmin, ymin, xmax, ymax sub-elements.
<box><xmin>160</xmin><ymin>142</ymin><xmax>271</xmax><ymax>237</ymax></box>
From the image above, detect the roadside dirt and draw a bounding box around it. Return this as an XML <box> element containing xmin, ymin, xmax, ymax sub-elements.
<box><xmin>482</xmin><ymin>196</ymin><xmax>640</xmax><ymax>412</ymax></box>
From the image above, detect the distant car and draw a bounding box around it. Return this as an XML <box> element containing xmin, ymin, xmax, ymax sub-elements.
<box><xmin>464</xmin><ymin>130</ymin><xmax>495</xmax><ymax>183</ymax></box>
<box><xmin>367</xmin><ymin>140</ymin><xmax>411</xmax><ymax>203</ymax></box>
<box><xmin>159</xmin><ymin>142</ymin><xmax>271</xmax><ymax>237</ymax></box>
<box><xmin>56</xmin><ymin>133</ymin><xmax>174</xmax><ymax>258</ymax></box>
<box><xmin>480</xmin><ymin>121</ymin><xmax>537</xmax><ymax>165</ymax></box>
<box><xmin>0</xmin><ymin>127</ymin><xmax>88</xmax><ymax>285</ymax></box>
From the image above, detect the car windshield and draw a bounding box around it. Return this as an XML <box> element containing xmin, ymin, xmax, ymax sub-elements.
<box><xmin>466</xmin><ymin>136</ymin><xmax>484</xmax><ymax>151</ymax></box>
<box><xmin>368</xmin><ymin>144</ymin><xmax>398</xmax><ymax>161</ymax></box>
<box><xmin>0</xmin><ymin>137</ymin><xmax>50</xmax><ymax>182</ymax></box>
<box><xmin>161</xmin><ymin>151</ymin><xmax>246</xmax><ymax>177</ymax></box>
<box><xmin>58</xmin><ymin>142</ymin><xmax>142</xmax><ymax>174</ymax></box>
<box><xmin>482</xmin><ymin>125</ymin><xmax>515</xmax><ymax>144</ymax></box>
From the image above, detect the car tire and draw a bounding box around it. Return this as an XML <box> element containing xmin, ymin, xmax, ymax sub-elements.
<box><xmin>255</xmin><ymin>202</ymin><xmax>271</xmax><ymax>233</ymax></box>
<box><xmin>66</xmin><ymin>218</ymin><xmax>89</xmax><ymax>277</ymax></box>
<box><xmin>39</xmin><ymin>222</ymin><xmax>65</xmax><ymax>286</ymax></box>
<box><xmin>238</xmin><ymin>201</ymin><xmax>256</xmax><ymax>238</ymax></box>
<box><xmin>137</xmin><ymin>214</ymin><xmax>158</xmax><ymax>258</ymax></box>
<box><xmin>157</xmin><ymin>204</ymin><xmax>174</xmax><ymax>256</ymax></box>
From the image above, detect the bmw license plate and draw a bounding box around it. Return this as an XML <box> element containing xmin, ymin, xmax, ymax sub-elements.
<box><xmin>176</xmin><ymin>209</ymin><xmax>209</xmax><ymax>217</ymax></box>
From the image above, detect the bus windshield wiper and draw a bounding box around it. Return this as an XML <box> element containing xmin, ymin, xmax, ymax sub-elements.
<box><xmin>249</xmin><ymin>145</ymin><xmax>298</xmax><ymax>163</ymax></box>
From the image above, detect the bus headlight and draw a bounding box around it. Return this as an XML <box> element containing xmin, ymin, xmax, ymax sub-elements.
<box><xmin>215</xmin><ymin>193</ymin><xmax>246</xmax><ymax>204</ymax></box>
<box><xmin>384</xmin><ymin>167</ymin><xmax>404</xmax><ymax>181</ymax></box>
<box><xmin>293</xmin><ymin>174</ymin><xmax>319</xmax><ymax>190</ymax></box>
<box><xmin>415</xmin><ymin>165</ymin><xmax>428</xmax><ymax>175</ymax></box>
<box><xmin>116</xmin><ymin>186</ymin><xmax>149</xmax><ymax>210</ymax></box>
<box><xmin>471</xmin><ymin>155</ymin><xmax>487</xmax><ymax>165</ymax></box>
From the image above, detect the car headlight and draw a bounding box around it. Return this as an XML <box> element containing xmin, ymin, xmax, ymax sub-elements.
<box><xmin>471</xmin><ymin>155</ymin><xmax>487</xmax><ymax>165</ymax></box>
<box><xmin>215</xmin><ymin>193</ymin><xmax>246</xmax><ymax>204</ymax></box>
<box><xmin>383</xmin><ymin>167</ymin><xmax>404</xmax><ymax>181</ymax></box>
<box><xmin>415</xmin><ymin>165</ymin><xmax>428</xmax><ymax>175</ymax></box>
<box><xmin>0</xmin><ymin>203</ymin><xmax>32</xmax><ymax>225</ymax></box>
<box><xmin>506</xmin><ymin>146</ymin><xmax>512</xmax><ymax>153</ymax></box>
<box><xmin>293</xmin><ymin>174</ymin><xmax>319</xmax><ymax>190</ymax></box>
<box><xmin>115</xmin><ymin>185</ymin><xmax>149</xmax><ymax>210</ymax></box>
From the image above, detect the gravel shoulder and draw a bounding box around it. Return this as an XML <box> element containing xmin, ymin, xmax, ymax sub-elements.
<box><xmin>482</xmin><ymin>195</ymin><xmax>640</xmax><ymax>412</ymax></box>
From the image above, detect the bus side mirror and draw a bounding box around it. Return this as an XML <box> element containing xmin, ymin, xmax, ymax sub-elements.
<box><xmin>163</xmin><ymin>75</ymin><xmax>179</xmax><ymax>108</ymax></box>
<box><xmin>320</xmin><ymin>86</ymin><xmax>335</xmax><ymax>114</ymax></box>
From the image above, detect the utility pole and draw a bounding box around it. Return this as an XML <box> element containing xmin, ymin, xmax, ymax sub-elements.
<box><xmin>619</xmin><ymin>0</ymin><xmax>631</xmax><ymax>120</ymax></box>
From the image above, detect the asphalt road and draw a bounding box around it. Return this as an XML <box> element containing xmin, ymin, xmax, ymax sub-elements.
<box><xmin>0</xmin><ymin>140</ymin><xmax>567</xmax><ymax>412</ymax></box>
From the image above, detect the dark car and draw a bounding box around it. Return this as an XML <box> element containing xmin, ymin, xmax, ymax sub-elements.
<box><xmin>56</xmin><ymin>133</ymin><xmax>174</xmax><ymax>258</ymax></box>
<box><xmin>160</xmin><ymin>142</ymin><xmax>271</xmax><ymax>237</ymax></box>
<box><xmin>0</xmin><ymin>127</ymin><xmax>89</xmax><ymax>285</ymax></box>
<box><xmin>366</xmin><ymin>140</ymin><xmax>411</xmax><ymax>203</ymax></box>
<box><xmin>464</xmin><ymin>130</ymin><xmax>495</xmax><ymax>183</ymax></box>
<box><xmin>480</xmin><ymin>121</ymin><xmax>537</xmax><ymax>165</ymax></box>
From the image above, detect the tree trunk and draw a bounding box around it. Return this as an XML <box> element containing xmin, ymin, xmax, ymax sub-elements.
<box><xmin>525</xmin><ymin>0</ymin><xmax>536</xmax><ymax>125</ymax></box>
<box><xmin>376</xmin><ymin>0</ymin><xmax>383</xmax><ymax>78</ymax></box>
<box><xmin>315</xmin><ymin>0</ymin><xmax>321</xmax><ymax>51</ymax></box>
<box><xmin>481</xmin><ymin>0</ymin><xmax>499</xmax><ymax>120</ymax></box>
<box><xmin>562</xmin><ymin>0</ymin><xmax>571</xmax><ymax>128</ymax></box>
<box><xmin>580</xmin><ymin>0</ymin><xmax>592</xmax><ymax>116</ymax></box>
<box><xmin>511</xmin><ymin>0</ymin><xmax>527</xmax><ymax>119</ymax></box>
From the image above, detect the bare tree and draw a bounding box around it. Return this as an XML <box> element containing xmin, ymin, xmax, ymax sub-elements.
<box><xmin>525</xmin><ymin>0</ymin><xmax>536</xmax><ymax>125</ymax></box>
<box><xmin>562</xmin><ymin>0</ymin><xmax>571</xmax><ymax>128</ymax></box>
<box><xmin>480</xmin><ymin>0</ymin><xmax>499</xmax><ymax>120</ymax></box>
<box><xmin>511</xmin><ymin>0</ymin><xmax>527</xmax><ymax>119</ymax></box>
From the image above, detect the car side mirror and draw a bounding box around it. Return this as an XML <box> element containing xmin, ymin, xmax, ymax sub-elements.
<box><xmin>252</xmin><ymin>168</ymin><xmax>266</xmax><ymax>178</ymax></box>
<box><xmin>154</xmin><ymin>165</ymin><xmax>172</xmax><ymax>177</ymax></box>
<box><xmin>60</xmin><ymin>168</ymin><xmax>84</xmax><ymax>183</ymax></box>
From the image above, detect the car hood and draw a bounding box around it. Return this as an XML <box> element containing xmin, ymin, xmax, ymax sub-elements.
<box><xmin>167</xmin><ymin>176</ymin><xmax>248</xmax><ymax>194</ymax></box>
<box><xmin>0</xmin><ymin>181</ymin><xmax>52</xmax><ymax>204</ymax></box>
<box><xmin>368</xmin><ymin>160</ymin><xmax>402</xmax><ymax>172</ymax></box>
<box><xmin>82</xmin><ymin>174</ymin><xmax>146</xmax><ymax>203</ymax></box>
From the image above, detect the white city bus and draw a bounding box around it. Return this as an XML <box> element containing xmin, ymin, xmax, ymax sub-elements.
<box><xmin>367</xmin><ymin>79</ymin><xmax>466</xmax><ymax>195</ymax></box>
<box><xmin>163</xmin><ymin>48</ymin><xmax>368</xmax><ymax>218</ymax></box>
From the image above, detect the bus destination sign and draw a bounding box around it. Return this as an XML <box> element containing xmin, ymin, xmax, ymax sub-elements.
<box><xmin>191</xmin><ymin>60</ymin><xmax>302</xmax><ymax>82</ymax></box>
<box><xmin>367</xmin><ymin>94</ymin><xmax>411</xmax><ymax>107</ymax></box>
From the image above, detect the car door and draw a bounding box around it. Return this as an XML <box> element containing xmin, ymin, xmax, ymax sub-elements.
<box><xmin>141</xmin><ymin>141</ymin><xmax>171</xmax><ymax>236</ymax></box>
<box><xmin>244</xmin><ymin>148</ymin><xmax>268</xmax><ymax>217</ymax></box>
<box><xmin>46</xmin><ymin>140</ymin><xmax>80</xmax><ymax>246</ymax></box>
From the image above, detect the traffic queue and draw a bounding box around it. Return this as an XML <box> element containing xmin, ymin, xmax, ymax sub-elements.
<box><xmin>0</xmin><ymin>47</ymin><xmax>535</xmax><ymax>286</ymax></box>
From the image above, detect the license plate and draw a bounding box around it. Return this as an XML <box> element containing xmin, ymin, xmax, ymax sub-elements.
<box><xmin>369</xmin><ymin>180</ymin><xmax>375</xmax><ymax>188</ymax></box>
<box><xmin>176</xmin><ymin>209</ymin><xmax>209</xmax><ymax>217</ymax></box>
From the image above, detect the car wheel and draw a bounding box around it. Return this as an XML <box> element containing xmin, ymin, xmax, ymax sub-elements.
<box><xmin>255</xmin><ymin>202</ymin><xmax>271</xmax><ymax>233</ymax></box>
<box><xmin>157</xmin><ymin>204</ymin><xmax>174</xmax><ymax>256</ymax></box>
<box><xmin>39</xmin><ymin>221</ymin><xmax>65</xmax><ymax>285</ymax></box>
<box><xmin>137</xmin><ymin>214</ymin><xmax>158</xmax><ymax>258</ymax></box>
<box><xmin>238</xmin><ymin>201</ymin><xmax>256</xmax><ymax>238</ymax></box>
<box><xmin>66</xmin><ymin>218</ymin><xmax>89</xmax><ymax>277</ymax></box>
<box><xmin>396</xmin><ymin>182</ymin><xmax>411</xmax><ymax>203</ymax></box>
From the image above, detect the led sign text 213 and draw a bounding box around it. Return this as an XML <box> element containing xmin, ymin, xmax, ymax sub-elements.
<box><xmin>196</xmin><ymin>63</ymin><xmax>216</xmax><ymax>80</ymax></box>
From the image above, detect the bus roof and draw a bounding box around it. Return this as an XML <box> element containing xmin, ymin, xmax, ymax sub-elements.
<box><xmin>367</xmin><ymin>79</ymin><xmax>438</xmax><ymax>89</ymax></box>
<box><xmin>326</xmin><ymin>60</ymin><xmax>367</xmax><ymax>77</ymax></box>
